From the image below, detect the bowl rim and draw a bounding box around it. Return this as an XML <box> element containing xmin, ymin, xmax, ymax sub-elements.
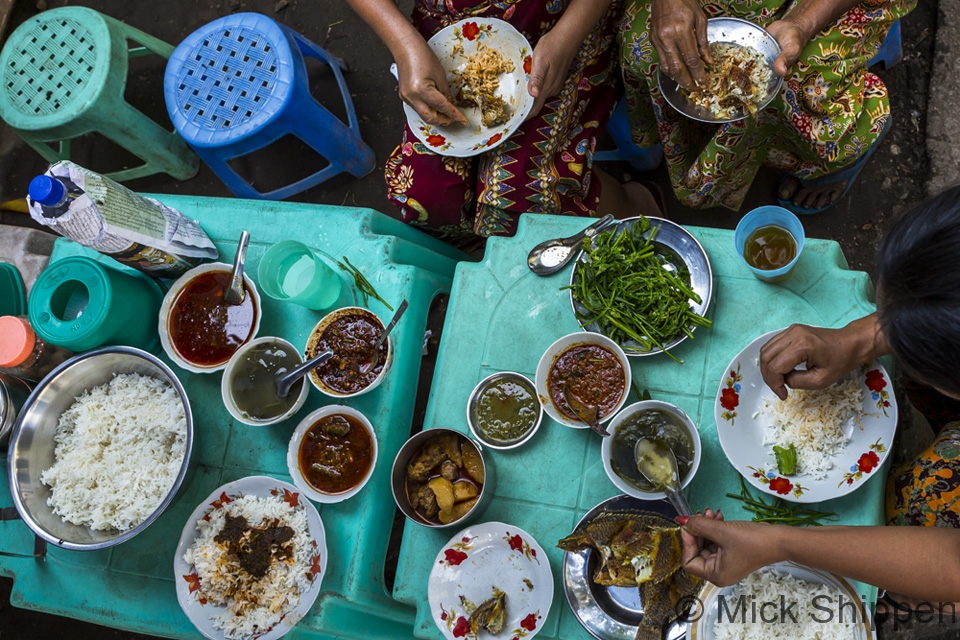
<box><xmin>600</xmin><ymin>399</ymin><xmax>702</xmax><ymax>500</ymax></box>
<box><xmin>286</xmin><ymin>404</ymin><xmax>378</xmax><ymax>504</ymax></box>
<box><xmin>535</xmin><ymin>332</ymin><xmax>632</xmax><ymax>429</ymax></box>
<box><xmin>304</xmin><ymin>306</ymin><xmax>393</xmax><ymax>398</ymax></box>
<box><xmin>6</xmin><ymin>345</ymin><xmax>194</xmax><ymax>550</ymax></box>
<box><xmin>466</xmin><ymin>371</ymin><xmax>542</xmax><ymax>450</ymax></box>
<box><xmin>390</xmin><ymin>427</ymin><xmax>490</xmax><ymax>529</ymax></box>
<box><xmin>158</xmin><ymin>262</ymin><xmax>262</xmax><ymax>374</ymax></box>
<box><xmin>221</xmin><ymin>336</ymin><xmax>309</xmax><ymax>426</ymax></box>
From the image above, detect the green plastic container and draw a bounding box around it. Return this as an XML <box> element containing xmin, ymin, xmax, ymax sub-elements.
<box><xmin>28</xmin><ymin>256</ymin><xmax>162</xmax><ymax>352</ymax></box>
<box><xmin>0</xmin><ymin>262</ymin><xmax>26</xmax><ymax>317</ymax></box>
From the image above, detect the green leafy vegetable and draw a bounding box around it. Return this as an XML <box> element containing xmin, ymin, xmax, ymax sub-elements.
<box><xmin>727</xmin><ymin>477</ymin><xmax>836</xmax><ymax>526</ymax></box>
<box><xmin>565</xmin><ymin>216</ymin><xmax>712</xmax><ymax>364</ymax></box>
<box><xmin>773</xmin><ymin>443</ymin><xmax>798</xmax><ymax>476</ymax></box>
<box><xmin>337</xmin><ymin>256</ymin><xmax>394</xmax><ymax>311</ymax></box>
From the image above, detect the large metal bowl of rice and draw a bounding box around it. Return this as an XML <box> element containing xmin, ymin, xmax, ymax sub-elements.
<box><xmin>6</xmin><ymin>346</ymin><xmax>193</xmax><ymax>551</ymax></box>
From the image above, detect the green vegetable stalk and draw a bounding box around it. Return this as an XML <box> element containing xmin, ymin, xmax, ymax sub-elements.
<box><xmin>727</xmin><ymin>477</ymin><xmax>836</xmax><ymax>526</ymax></box>
<box><xmin>337</xmin><ymin>256</ymin><xmax>394</xmax><ymax>311</ymax></box>
<box><xmin>773</xmin><ymin>443</ymin><xmax>798</xmax><ymax>476</ymax></box>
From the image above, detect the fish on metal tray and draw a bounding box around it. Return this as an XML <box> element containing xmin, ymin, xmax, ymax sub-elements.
<box><xmin>557</xmin><ymin>509</ymin><xmax>702</xmax><ymax>640</ymax></box>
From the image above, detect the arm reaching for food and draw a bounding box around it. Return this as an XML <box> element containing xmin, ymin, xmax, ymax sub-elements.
<box><xmin>680</xmin><ymin>513</ymin><xmax>960</xmax><ymax>604</ymax></box>
<box><xmin>759</xmin><ymin>315</ymin><xmax>890</xmax><ymax>400</ymax></box>
<box><xmin>527</xmin><ymin>0</ymin><xmax>614</xmax><ymax>117</ymax></box>
<box><xmin>765</xmin><ymin>0</ymin><xmax>861</xmax><ymax>76</ymax></box>
<box><xmin>344</xmin><ymin>0</ymin><xmax>467</xmax><ymax>126</ymax></box>
<box><xmin>649</xmin><ymin>0</ymin><xmax>713</xmax><ymax>91</ymax></box>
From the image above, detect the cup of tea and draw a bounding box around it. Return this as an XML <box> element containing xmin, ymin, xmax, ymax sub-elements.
<box><xmin>257</xmin><ymin>241</ymin><xmax>343</xmax><ymax>310</ymax></box>
<box><xmin>734</xmin><ymin>206</ymin><xmax>805</xmax><ymax>283</ymax></box>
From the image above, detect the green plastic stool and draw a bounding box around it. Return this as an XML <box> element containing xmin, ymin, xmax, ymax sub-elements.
<box><xmin>0</xmin><ymin>7</ymin><xmax>199</xmax><ymax>181</ymax></box>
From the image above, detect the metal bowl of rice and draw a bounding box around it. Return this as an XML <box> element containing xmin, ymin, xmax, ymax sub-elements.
<box><xmin>6</xmin><ymin>346</ymin><xmax>193</xmax><ymax>551</ymax></box>
<box><xmin>658</xmin><ymin>17</ymin><xmax>783</xmax><ymax>123</ymax></box>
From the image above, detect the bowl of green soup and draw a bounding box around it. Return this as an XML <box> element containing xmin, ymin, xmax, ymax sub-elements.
<box><xmin>467</xmin><ymin>371</ymin><xmax>542</xmax><ymax>450</ymax></box>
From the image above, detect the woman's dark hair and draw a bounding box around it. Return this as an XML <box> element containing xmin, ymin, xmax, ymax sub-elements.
<box><xmin>875</xmin><ymin>185</ymin><xmax>960</xmax><ymax>397</ymax></box>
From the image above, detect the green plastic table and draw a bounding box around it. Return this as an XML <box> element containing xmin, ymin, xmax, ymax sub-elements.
<box><xmin>0</xmin><ymin>195</ymin><xmax>468</xmax><ymax>639</ymax></box>
<box><xmin>393</xmin><ymin>213</ymin><xmax>890</xmax><ymax>640</ymax></box>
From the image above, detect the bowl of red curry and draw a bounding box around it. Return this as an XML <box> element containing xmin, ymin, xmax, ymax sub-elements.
<box><xmin>535</xmin><ymin>332</ymin><xmax>631</xmax><ymax>430</ymax></box>
<box><xmin>287</xmin><ymin>405</ymin><xmax>377</xmax><ymax>504</ymax></box>
<box><xmin>304</xmin><ymin>306</ymin><xmax>393</xmax><ymax>398</ymax></box>
<box><xmin>158</xmin><ymin>262</ymin><xmax>261</xmax><ymax>374</ymax></box>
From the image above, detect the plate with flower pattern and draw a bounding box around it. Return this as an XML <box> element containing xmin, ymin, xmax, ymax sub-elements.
<box><xmin>174</xmin><ymin>475</ymin><xmax>327</xmax><ymax>640</ymax></box>
<box><xmin>715</xmin><ymin>329</ymin><xmax>897</xmax><ymax>503</ymax></box>
<box><xmin>401</xmin><ymin>17</ymin><xmax>534</xmax><ymax>158</ymax></box>
<box><xmin>428</xmin><ymin>521</ymin><xmax>553</xmax><ymax>640</ymax></box>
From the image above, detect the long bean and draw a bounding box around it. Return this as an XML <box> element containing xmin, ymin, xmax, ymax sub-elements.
<box><xmin>337</xmin><ymin>257</ymin><xmax>394</xmax><ymax>311</ymax></box>
<box><xmin>726</xmin><ymin>477</ymin><xmax>837</xmax><ymax>526</ymax></box>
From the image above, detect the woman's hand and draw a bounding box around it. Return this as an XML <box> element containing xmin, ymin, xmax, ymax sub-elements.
<box><xmin>395</xmin><ymin>41</ymin><xmax>468</xmax><ymax>127</ymax></box>
<box><xmin>765</xmin><ymin>19</ymin><xmax>810</xmax><ymax>77</ymax></box>
<box><xmin>680</xmin><ymin>511</ymin><xmax>779</xmax><ymax>587</ymax></box>
<box><xmin>650</xmin><ymin>0</ymin><xmax>712</xmax><ymax>91</ymax></box>
<box><xmin>527</xmin><ymin>28</ymin><xmax>579</xmax><ymax>117</ymax></box>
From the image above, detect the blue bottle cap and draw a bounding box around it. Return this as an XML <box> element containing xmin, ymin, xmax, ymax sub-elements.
<box><xmin>28</xmin><ymin>175</ymin><xmax>66</xmax><ymax>206</ymax></box>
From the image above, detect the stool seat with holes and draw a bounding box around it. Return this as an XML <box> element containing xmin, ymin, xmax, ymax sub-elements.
<box><xmin>164</xmin><ymin>13</ymin><xmax>376</xmax><ymax>200</ymax></box>
<box><xmin>0</xmin><ymin>6</ymin><xmax>199</xmax><ymax>182</ymax></box>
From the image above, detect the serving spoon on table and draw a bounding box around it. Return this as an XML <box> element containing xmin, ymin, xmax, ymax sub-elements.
<box><xmin>634</xmin><ymin>437</ymin><xmax>692</xmax><ymax>516</ymax></box>
<box><xmin>563</xmin><ymin>382</ymin><xmax>610</xmax><ymax>437</ymax></box>
<box><xmin>274</xmin><ymin>349</ymin><xmax>334</xmax><ymax>399</ymax></box>
<box><xmin>224</xmin><ymin>230</ymin><xmax>250</xmax><ymax>305</ymax></box>
<box><xmin>526</xmin><ymin>215</ymin><xmax>617</xmax><ymax>276</ymax></box>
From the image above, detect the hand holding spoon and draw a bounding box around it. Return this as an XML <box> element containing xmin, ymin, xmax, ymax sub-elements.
<box><xmin>634</xmin><ymin>437</ymin><xmax>691</xmax><ymax>516</ymax></box>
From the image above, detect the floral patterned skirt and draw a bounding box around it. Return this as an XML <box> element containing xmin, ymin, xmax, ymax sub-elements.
<box><xmin>886</xmin><ymin>426</ymin><xmax>960</xmax><ymax>528</ymax></box>
<box><xmin>618</xmin><ymin>0</ymin><xmax>916</xmax><ymax>211</ymax></box>
<box><xmin>384</xmin><ymin>0</ymin><xmax>623</xmax><ymax>241</ymax></box>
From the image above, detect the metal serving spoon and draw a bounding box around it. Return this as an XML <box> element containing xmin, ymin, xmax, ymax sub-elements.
<box><xmin>274</xmin><ymin>349</ymin><xmax>334</xmax><ymax>398</ymax></box>
<box><xmin>563</xmin><ymin>383</ymin><xmax>610</xmax><ymax>437</ymax></box>
<box><xmin>526</xmin><ymin>215</ymin><xmax>617</xmax><ymax>276</ymax></box>
<box><xmin>360</xmin><ymin>299</ymin><xmax>409</xmax><ymax>373</ymax></box>
<box><xmin>634</xmin><ymin>437</ymin><xmax>692</xmax><ymax>516</ymax></box>
<box><xmin>224</xmin><ymin>230</ymin><xmax>250</xmax><ymax>305</ymax></box>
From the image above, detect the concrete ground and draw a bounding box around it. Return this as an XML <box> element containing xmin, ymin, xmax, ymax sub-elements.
<box><xmin>0</xmin><ymin>0</ymin><xmax>958</xmax><ymax>638</ymax></box>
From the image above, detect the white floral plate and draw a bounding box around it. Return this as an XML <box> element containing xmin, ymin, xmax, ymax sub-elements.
<box><xmin>715</xmin><ymin>329</ymin><xmax>897</xmax><ymax>504</ymax></box>
<box><xmin>402</xmin><ymin>17</ymin><xmax>534</xmax><ymax>157</ymax></box>
<box><xmin>687</xmin><ymin>561</ymin><xmax>875</xmax><ymax>639</ymax></box>
<box><xmin>174</xmin><ymin>476</ymin><xmax>327</xmax><ymax>640</ymax></box>
<box><xmin>429</xmin><ymin>521</ymin><xmax>553</xmax><ymax>640</ymax></box>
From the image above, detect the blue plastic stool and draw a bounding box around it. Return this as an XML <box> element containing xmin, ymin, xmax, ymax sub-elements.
<box><xmin>163</xmin><ymin>13</ymin><xmax>375</xmax><ymax>200</ymax></box>
<box><xmin>868</xmin><ymin>20</ymin><xmax>902</xmax><ymax>69</ymax></box>
<box><xmin>594</xmin><ymin>97</ymin><xmax>663</xmax><ymax>172</ymax></box>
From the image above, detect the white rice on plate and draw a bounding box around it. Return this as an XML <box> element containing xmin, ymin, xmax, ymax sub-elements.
<box><xmin>759</xmin><ymin>377</ymin><xmax>864</xmax><ymax>479</ymax></box>
<box><xmin>40</xmin><ymin>373</ymin><xmax>187</xmax><ymax>531</ymax></box>
<box><xmin>183</xmin><ymin>493</ymin><xmax>314</xmax><ymax>640</ymax></box>
<box><xmin>713</xmin><ymin>567</ymin><xmax>859</xmax><ymax>640</ymax></box>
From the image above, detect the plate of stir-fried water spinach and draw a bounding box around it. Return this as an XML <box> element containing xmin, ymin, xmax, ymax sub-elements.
<box><xmin>567</xmin><ymin>216</ymin><xmax>713</xmax><ymax>362</ymax></box>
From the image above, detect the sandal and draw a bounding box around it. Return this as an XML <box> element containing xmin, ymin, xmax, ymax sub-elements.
<box><xmin>776</xmin><ymin>116</ymin><xmax>891</xmax><ymax>215</ymax></box>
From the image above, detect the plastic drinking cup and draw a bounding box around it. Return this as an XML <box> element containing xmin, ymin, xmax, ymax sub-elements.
<box><xmin>257</xmin><ymin>241</ymin><xmax>343</xmax><ymax>310</ymax></box>
<box><xmin>734</xmin><ymin>206</ymin><xmax>805</xmax><ymax>283</ymax></box>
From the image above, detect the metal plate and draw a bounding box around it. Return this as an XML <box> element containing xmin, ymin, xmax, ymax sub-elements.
<box><xmin>562</xmin><ymin>494</ymin><xmax>686</xmax><ymax>640</ymax></box>
<box><xmin>569</xmin><ymin>217</ymin><xmax>713</xmax><ymax>357</ymax></box>
<box><xmin>658</xmin><ymin>17</ymin><xmax>783</xmax><ymax>123</ymax></box>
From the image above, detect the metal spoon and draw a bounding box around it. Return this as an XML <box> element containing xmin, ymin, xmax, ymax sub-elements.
<box><xmin>563</xmin><ymin>382</ymin><xmax>610</xmax><ymax>436</ymax></box>
<box><xmin>224</xmin><ymin>230</ymin><xmax>250</xmax><ymax>305</ymax></box>
<box><xmin>274</xmin><ymin>349</ymin><xmax>334</xmax><ymax>398</ymax></box>
<box><xmin>360</xmin><ymin>299</ymin><xmax>409</xmax><ymax>374</ymax></box>
<box><xmin>526</xmin><ymin>215</ymin><xmax>617</xmax><ymax>276</ymax></box>
<box><xmin>634</xmin><ymin>437</ymin><xmax>692</xmax><ymax>516</ymax></box>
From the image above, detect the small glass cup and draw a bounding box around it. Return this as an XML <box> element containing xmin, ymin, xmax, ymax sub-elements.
<box><xmin>734</xmin><ymin>205</ymin><xmax>805</xmax><ymax>283</ymax></box>
<box><xmin>257</xmin><ymin>241</ymin><xmax>343</xmax><ymax>310</ymax></box>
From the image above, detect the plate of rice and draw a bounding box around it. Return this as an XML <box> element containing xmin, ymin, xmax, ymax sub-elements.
<box><xmin>715</xmin><ymin>329</ymin><xmax>897</xmax><ymax>503</ymax></box>
<box><xmin>174</xmin><ymin>476</ymin><xmax>327</xmax><ymax>640</ymax></box>
<box><xmin>687</xmin><ymin>562</ymin><xmax>875</xmax><ymax>639</ymax></box>
<box><xmin>400</xmin><ymin>17</ymin><xmax>534</xmax><ymax>157</ymax></box>
<box><xmin>658</xmin><ymin>17</ymin><xmax>783</xmax><ymax>123</ymax></box>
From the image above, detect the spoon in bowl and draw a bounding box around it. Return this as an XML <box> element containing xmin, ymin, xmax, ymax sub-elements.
<box><xmin>224</xmin><ymin>230</ymin><xmax>250</xmax><ymax>305</ymax></box>
<box><xmin>274</xmin><ymin>349</ymin><xmax>334</xmax><ymax>399</ymax></box>
<box><xmin>634</xmin><ymin>437</ymin><xmax>692</xmax><ymax>516</ymax></box>
<box><xmin>563</xmin><ymin>383</ymin><xmax>609</xmax><ymax>437</ymax></box>
<box><xmin>526</xmin><ymin>215</ymin><xmax>617</xmax><ymax>276</ymax></box>
<box><xmin>359</xmin><ymin>299</ymin><xmax>408</xmax><ymax>374</ymax></box>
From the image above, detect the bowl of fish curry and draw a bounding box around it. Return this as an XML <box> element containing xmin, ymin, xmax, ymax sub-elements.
<box><xmin>568</xmin><ymin>216</ymin><xmax>712</xmax><ymax>362</ymax></box>
<box><xmin>305</xmin><ymin>306</ymin><xmax>392</xmax><ymax>398</ymax></box>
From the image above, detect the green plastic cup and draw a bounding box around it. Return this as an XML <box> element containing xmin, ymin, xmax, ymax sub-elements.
<box><xmin>257</xmin><ymin>241</ymin><xmax>342</xmax><ymax>310</ymax></box>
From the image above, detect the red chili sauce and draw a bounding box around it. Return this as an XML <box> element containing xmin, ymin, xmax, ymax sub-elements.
<box><xmin>298</xmin><ymin>413</ymin><xmax>374</xmax><ymax>494</ymax></box>
<box><xmin>310</xmin><ymin>313</ymin><xmax>387</xmax><ymax>394</ymax></box>
<box><xmin>547</xmin><ymin>343</ymin><xmax>625</xmax><ymax>421</ymax></box>
<box><xmin>168</xmin><ymin>270</ymin><xmax>257</xmax><ymax>367</ymax></box>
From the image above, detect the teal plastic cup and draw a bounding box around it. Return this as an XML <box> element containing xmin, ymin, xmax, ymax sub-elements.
<box><xmin>257</xmin><ymin>241</ymin><xmax>343</xmax><ymax>310</ymax></box>
<box><xmin>734</xmin><ymin>206</ymin><xmax>805</xmax><ymax>283</ymax></box>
